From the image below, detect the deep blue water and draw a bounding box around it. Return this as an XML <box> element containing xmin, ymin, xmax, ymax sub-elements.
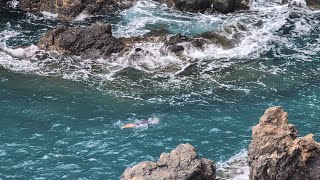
<box><xmin>1</xmin><ymin>0</ymin><xmax>320</xmax><ymax>179</ymax></box>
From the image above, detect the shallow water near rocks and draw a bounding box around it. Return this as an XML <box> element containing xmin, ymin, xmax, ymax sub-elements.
<box><xmin>1</xmin><ymin>0</ymin><xmax>320</xmax><ymax>179</ymax></box>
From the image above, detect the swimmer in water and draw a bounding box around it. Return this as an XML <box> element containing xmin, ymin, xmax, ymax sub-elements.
<box><xmin>121</xmin><ymin>118</ymin><xmax>159</xmax><ymax>129</ymax></box>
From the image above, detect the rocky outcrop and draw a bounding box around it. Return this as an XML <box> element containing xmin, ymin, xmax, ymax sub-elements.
<box><xmin>157</xmin><ymin>0</ymin><xmax>249</xmax><ymax>14</ymax></box>
<box><xmin>19</xmin><ymin>0</ymin><xmax>136</xmax><ymax>20</ymax></box>
<box><xmin>121</xmin><ymin>143</ymin><xmax>216</xmax><ymax>180</ymax></box>
<box><xmin>38</xmin><ymin>23</ymin><xmax>125</xmax><ymax>59</ymax></box>
<box><xmin>248</xmin><ymin>106</ymin><xmax>320</xmax><ymax>180</ymax></box>
<box><xmin>37</xmin><ymin>20</ymin><xmax>249</xmax><ymax>59</ymax></box>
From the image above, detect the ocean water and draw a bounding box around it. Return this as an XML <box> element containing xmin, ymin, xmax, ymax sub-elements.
<box><xmin>1</xmin><ymin>0</ymin><xmax>320</xmax><ymax>179</ymax></box>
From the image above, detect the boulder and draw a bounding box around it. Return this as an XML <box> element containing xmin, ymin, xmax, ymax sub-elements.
<box><xmin>121</xmin><ymin>143</ymin><xmax>216</xmax><ymax>180</ymax></box>
<box><xmin>248</xmin><ymin>106</ymin><xmax>320</xmax><ymax>180</ymax></box>
<box><xmin>19</xmin><ymin>0</ymin><xmax>136</xmax><ymax>20</ymax></box>
<box><xmin>38</xmin><ymin>23</ymin><xmax>125</xmax><ymax>59</ymax></box>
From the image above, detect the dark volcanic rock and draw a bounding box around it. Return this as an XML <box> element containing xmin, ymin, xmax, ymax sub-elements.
<box><xmin>248</xmin><ymin>106</ymin><xmax>320</xmax><ymax>180</ymax></box>
<box><xmin>19</xmin><ymin>0</ymin><xmax>136</xmax><ymax>20</ymax></box>
<box><xmin>121</xmin><ymin>143</ymin><xmax>216</xmax><ymax>180</ymax></box>
<box><xmin>213</xmin><ymin>0</ymin><xmax>235</xmax><ymax>13</ymax></box>
<box><xmin>38</xmin><ymin>23</ymin><xmax>125</xmax><ymax>59</ymax></box>
<box><xmin>157</xmin><ymin>0</ymin><xmax>249</xmax><ymax>14</ymax></box>
<box><xmin>157</xmin><ymin>0</ymin><xmax>216</xmax><ymax>13</ymax></box>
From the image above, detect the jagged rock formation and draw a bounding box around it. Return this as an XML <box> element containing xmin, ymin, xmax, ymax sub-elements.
<box><xmin>156</xmin><ymin>0</ymin><xmax>249</xmax><ymax>14</ymax></box>
<box><xmin>19</xmin><ymin>0</ymin><xmax>136</xmax><ymax>20</ymax></box>
<box><xmin>121</xmin><ymin>143</ymin><xmax>216</xmax><ymax>180</ymax></box>
<box><xmin>248</xmin><ymin>106</ymin><xmax>320</xmax><ymax>180</ymax></box>
<box><xmin>37</xmin><ymin>20</ymin><xmax>249</xmax><ymax>60</ymax></box>
<box><xmin>38</xmin><ymin>23</ymin><xmax>125</xmax><ymax>59</ymax></box>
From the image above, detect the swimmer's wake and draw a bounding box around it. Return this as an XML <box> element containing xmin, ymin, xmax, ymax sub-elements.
<box><xmin>121</xmin><ymin>117</ymin><xmax>159</xmax><ymax>129</ymax></box>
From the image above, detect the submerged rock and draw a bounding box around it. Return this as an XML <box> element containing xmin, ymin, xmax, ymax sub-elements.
<box><xmin>19</xmin><ymin>0</ymin><xmax>136</xmax><ymax>20</ymax></box>
<box><xmin>38</xmin><ymin>23</ymin><xmax>125</xmax><ymax>59</ymax></box>
<box><xmin>200</xmin><ymin>22</ymin><xmax>247</xmax><ymax>49</ymax></box>
<box><xmin>121</xmin><ymin>143</ymin><xmax>216</xmax><ymax>180</ymax></box>
<box><xmin>248</xmin><ymin>106</ymin><xmax>320</xmax><ymax>180</ymax></box>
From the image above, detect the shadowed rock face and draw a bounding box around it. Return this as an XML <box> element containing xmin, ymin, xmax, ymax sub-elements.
<box><xmin>248</xmin><ymin>106</ymin><xmax>320</xmax><ymax>180</ymax></box>
<box><xmin>19</xmin><ymin>0</ymin><xmax>136</xmax><ymax>20</ymax></box>
<box><xmin>121</xmin><ymin>143</ymin><xmax>216</xmax><ymax>180</ymax></box>
<box><xmin>38</xmin><ymin>23</ymin><xmax>125</xmax><ymax>59</ymax></box>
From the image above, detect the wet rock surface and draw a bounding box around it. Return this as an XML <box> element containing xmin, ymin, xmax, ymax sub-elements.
<box><xmin>156</xmin><ymin>0</ymin><xmax>249</xmax><ymax>14</ymax></box>
<box><xmin>248</xmin><ymin>106</ymin><xmax>320</xmax><ymax>180</ymax></box>
<box><xmin>19</xmin><ymin>0</ymin><xmax>136</xmax><ymax>20</ymax></box>
<box><xmin>38</xmin><ymin>23</ymin><xmax>125</xmax><ymax>59</ymax></box>
<box><xmin>121</xmin><ymin>143</ymin><xmax>216</xmax><ymax>180</ymax></box>
<box><xmin>37</xmin><ymin>20</ymin><xmax>249</xmax><ymax>60</ymax></box>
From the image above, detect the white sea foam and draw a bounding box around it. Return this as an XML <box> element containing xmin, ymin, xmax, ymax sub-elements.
<box><xmin>217</xmin><ymin>150</ymin><xmax>249</xmax><ymax>180</ymax></box>
<box><xmin>114</xmin><ymin>0</ymin><xmax>222</xmax><ymax>37</ymax></box>
<box><xmin>73</xmin><ymin>13</ymin><xmax>90</xmax><ymax>21</ymax></box>
<box><xmin>8</xmin><ymin>0</ymin><xmax>19</xmax><ymax>8</ymax></box>
<box><xmin>40</xmin><ymin>11</ymin><xmax>59</xmax><ymax>19</ymax></box>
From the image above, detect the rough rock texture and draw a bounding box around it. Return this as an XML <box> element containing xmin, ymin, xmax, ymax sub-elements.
<box><xmin>38</xmin><ymin>23</ymin><xmax>125</xmax><ymax>59</ymax></box>
<box><xmin>121</xmin><ymin>143</ymin><xmax>216</xmax><ymax>180</ymax></box>
<box><xmin>157</xmin><ymin>0</ymin><xmax>249</xmax><ymax>14</ymax></box>
<box><xmin>248</xmin><ymin>106</ymin><xmax>320</xmax><ymax>180</ymax></box>
<box><xmin>19</xmin><ymin>0</ymin><xmax>135</xmax><ymax>20</ymax></box>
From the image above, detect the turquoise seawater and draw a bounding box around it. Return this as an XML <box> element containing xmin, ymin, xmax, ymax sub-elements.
<box><xmin>1</xmin><ymin>0</ymin><xmax>320</xmax><ymax>179</ymax></box>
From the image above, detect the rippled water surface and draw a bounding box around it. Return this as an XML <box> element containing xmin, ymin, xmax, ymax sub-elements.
<box><xmin>1</xmin><ymin>0</ymin><xmax>320</xmax><ymax>179</ymax></box>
